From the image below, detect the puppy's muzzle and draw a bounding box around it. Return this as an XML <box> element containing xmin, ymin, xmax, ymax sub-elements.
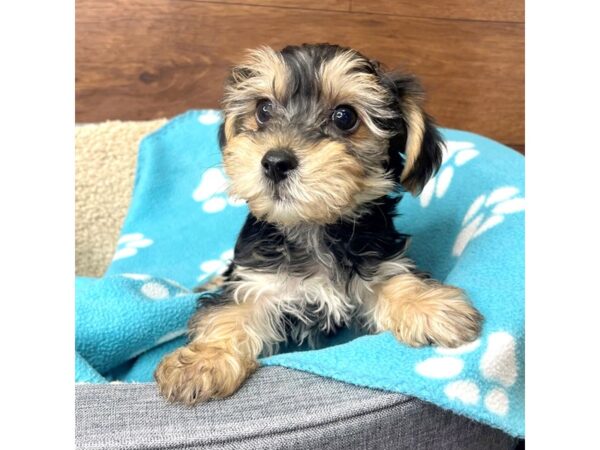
<box><xmin>261</xmin><ymin>149</ymin><xmax>298</xmax><ymax>183</ymax></box>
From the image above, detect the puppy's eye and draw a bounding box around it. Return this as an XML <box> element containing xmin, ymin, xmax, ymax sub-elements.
<box><xmin>331</xmin><ymin>106</ymin><xmax>358</xmax><ymax>132</ymax></box>
<box><xmin>256</xmin><ymin>99</ymin><xmax>274</xmax><ymax>125</ymax></box>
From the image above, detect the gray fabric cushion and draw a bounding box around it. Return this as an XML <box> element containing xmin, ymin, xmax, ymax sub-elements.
<box><xmin>76</xmin><ymin>366</ymin><xmax>518</xmax><ymax>450</ymax></box>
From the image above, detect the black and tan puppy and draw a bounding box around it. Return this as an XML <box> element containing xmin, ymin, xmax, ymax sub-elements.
<box><xmin>155</xmin><ymin>44</ymin><xmax>483</xmax><ymax>404</ymax></box>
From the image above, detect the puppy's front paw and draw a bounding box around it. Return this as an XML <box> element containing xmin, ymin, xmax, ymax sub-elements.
<box><xmin>154</xmin><ymin>342</ymin><xmax>257</xmax><ymax>405</ymax></box>
<box><xmin>376</xmin><ymin>275</ymin><xmax>483</xmax><ymax>348</ymax></box>
<box><xmin>406</xmin><ymin>286</ymin><xmax>483</xmax><ymax>348</ymax></box>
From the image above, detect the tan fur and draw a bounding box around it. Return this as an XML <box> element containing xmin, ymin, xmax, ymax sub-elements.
<box><xmin>400</xmin><ymin>99</ymin><xmax>427</xmax><ymax>193</ymax></box>
<box><xmin>229</xmin><ymin>263</ymin><xmax>356</xmax><ymax>348</ymax></box>
<box><xmin>350</xmin><ymin>122</ymin><xmax>373</xmax><ymax>143</ymax></box>
<box><xmin>223</xmin><ymin>132</ymin><xmax>392</xmax><ymax>226</ymax></box>
<box><xmin>240</xmin><ymin>47</ymin><xmax>289</xmax><ymax>100</ymax></box>
<box><xmin>155</xmin><ymin>302</ymin><xmax>264</xmax><ymax>405</ymax></box>
<box><xmin>400</xmin><ymin>101</ymin><xmax>425</xmax><ymax>181</ymax></box>
<box><xmin>366</xmin><ymin>273</ymin><xmax>482</xmax><ymax>348</ymax></box>
<box><xmin>220</xmin><ymin>46</ymin><xmax>404</xmax><ymax>226</ymax></box>
<box><xmin>155</xmin><ymin>339</ymin><xmax>258</xmax><ymax>405</ymax></box>
<box><xmin>319</xmin><ymin>50</ymin><xmax>396</xmax><ymax>137</ymax></box>
<box><xmin>320</xmin><ymin>50</ymin><xmax>434</xmax><ymax>195</ymax></box>
<box><xmin>223</xmin><ymin>47</ymin><xmax>288</xmax><ymax>121</ymax></box>
<box><xmin>223</xmin><ymin>115</ymin><xmax>237</xmax><ymax>143</ymax></box>
<box><xmin>193</xmin><ymin>275</ymin><xmax>226</xmax><ymax>293</ymax></box>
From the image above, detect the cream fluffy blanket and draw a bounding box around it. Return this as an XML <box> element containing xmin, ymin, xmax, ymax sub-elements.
<box><xmin>75</xmin><ymin>119</ymin><xmax>167</xmax><ymax>276</ymax></box>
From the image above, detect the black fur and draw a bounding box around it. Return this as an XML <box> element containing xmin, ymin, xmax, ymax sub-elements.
<box><xmin>218</xmin><ymin>123</ymin><xmax>227</xmax><ymax>149</ymax></box>
<box><xmin>230</xmin><ymin>196</ymin><xmax>408</xmax><ymax>282</ymax></box>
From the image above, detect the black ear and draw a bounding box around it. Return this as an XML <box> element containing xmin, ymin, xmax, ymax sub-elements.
<box><xmin>218</xmin><ymin>122</ymin><xmax>227</xmax><ymax>150</ymax></box>
<box><xmin>382</xmin><ymin>71</ymin><xmax>444</xmax><ymax>195</ymax></box>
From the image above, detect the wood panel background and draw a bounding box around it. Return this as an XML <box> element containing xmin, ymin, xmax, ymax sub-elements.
<box><xmin>76</xmin><ymin>0</ymin><xmax>524</xmax><ymax>152</ymax></box>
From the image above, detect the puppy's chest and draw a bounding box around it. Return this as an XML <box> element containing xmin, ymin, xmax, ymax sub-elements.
<box><xmin>236</xmin><ymin>236</ymin><xmax>356</xmax><ymax>332</ymax></box>
<box><xmin>282</xmin><ymin>242</ymin><xmax>353</xmax><ymax>310</ymax></box>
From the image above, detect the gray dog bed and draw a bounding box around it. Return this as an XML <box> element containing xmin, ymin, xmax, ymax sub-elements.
<box><xmin>76</xmin><ymin>367</ymin><xmax>518</xmax><ymax>449</ymax></box>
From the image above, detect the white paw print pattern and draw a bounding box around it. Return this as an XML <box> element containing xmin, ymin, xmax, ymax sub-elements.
<box><xmin>453</xmin><ymin>186</ymin><xmax>525</xmax><ymax>257</ymax></box>
<box><xmin>197</xmin><ymin>110</ymin><xmax>223</xmax><ymax>126</ymax></box>
<box><xmin>415</xmin><ymin>331</ymin><xmax>518</xmax><ymax>416</ymax></box>
<box><xmin>121</xmin><ymin>273</ymin><xmax>191</xmax><ymax>299</ymax></box>
<box><xmin>192</xmin><ymin>168</ymin><xmax>246</xmax><ymax>213</ymax></box>
<box><xmin>113</xmin><ymin>233</ymin><xmax>154</xmax><ymax>261</ymax></box>
<box><xmin>198</xmin><ymin>249</ymin><xmax>234</xmax><ymax>283</ymax></box>
<box><xmin>420</xmin><ymin>141</ymin><xmax>480</xmax><ymax>207</ymax></box>
<box><xmin>119</xmin><ymin>275</ymin><xmax>194</xmax><ymax>360</ymax></box>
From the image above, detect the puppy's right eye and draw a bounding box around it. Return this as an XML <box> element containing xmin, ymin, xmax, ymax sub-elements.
<box><xmin>331</xmin><ymin>105</ymin><xmax>359</xmax><ymax>132</ymax></box>
<box><xmin>256</xmin><ymin>100</ymin><xmax>274</xmax><ymax>125</ymax></box>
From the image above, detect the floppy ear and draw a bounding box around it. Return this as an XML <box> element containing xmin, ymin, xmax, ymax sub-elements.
<box><xmin>384</xmin><ymin>72</ymin><xmax>444</xmax><ymax>195</ymax></box>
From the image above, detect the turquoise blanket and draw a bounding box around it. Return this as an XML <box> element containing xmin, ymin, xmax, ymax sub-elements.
<box><xmin>75</xmin><ymin>110</ymin><xmax>524</xmax><ymax>438</ymax></box>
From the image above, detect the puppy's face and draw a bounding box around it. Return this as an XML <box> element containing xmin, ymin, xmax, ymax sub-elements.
<box><xmin>220</xmin><ymin>44</ymin><xmax>443</xmax><ymax>226</ymax></box>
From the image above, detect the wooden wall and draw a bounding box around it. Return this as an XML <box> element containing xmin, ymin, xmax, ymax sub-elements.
<box><xmin>76</xmin><ymin>0</ymin><xmax>524</xmax><ymax>152</ymax></box>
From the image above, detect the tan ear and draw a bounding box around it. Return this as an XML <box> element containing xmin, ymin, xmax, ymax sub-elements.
<box><xmin>400</xmin><ymin>99</ymin><xmax>426</xmax><ymax>187</ymax></box>
<box><xmin>398</xmin><ymin>99</ymin><xmax>444</xmax><ymax>195</ymax></box>
<box><xmin>376</xmin><ymin>69</ymin><xmax>444</xmax><ymax>195</ymax></box>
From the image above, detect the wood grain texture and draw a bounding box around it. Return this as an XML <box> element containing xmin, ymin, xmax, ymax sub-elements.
<box><xmin>203</xmin><ymin>0</ymin><xmax>350</xmax><ymax>12</ymax></box>
<box><xmin>351</xmin><ymin>0</ymin><xmax>524</xmax><ymax>22</ymax></box>
<box><xmin>76</xmin><ymin>0</ymin><xmax>524</xmax><ymax>149</ymax></box>
<box><xmin>510</xmin><ymin>144</ymin><xmax>524</xmax><ymax>154</ymax></box>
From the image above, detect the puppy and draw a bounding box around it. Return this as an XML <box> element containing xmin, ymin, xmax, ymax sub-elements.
<box><xmin>155</xmin><ymin>44</ymin><xmax>483</xmax><ymax>404</ymax></box>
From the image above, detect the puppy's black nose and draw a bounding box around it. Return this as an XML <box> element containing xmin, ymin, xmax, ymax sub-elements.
<box><xmin>261</xmin><ymin>149</ymin><xmax>298</xmax><ymax>183</ymax></box>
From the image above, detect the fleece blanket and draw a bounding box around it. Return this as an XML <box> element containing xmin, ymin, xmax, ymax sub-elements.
<box><xmin>75</xmin><ymin>110</ymin><xmax>524</xmax><ymax>438</ymax></box>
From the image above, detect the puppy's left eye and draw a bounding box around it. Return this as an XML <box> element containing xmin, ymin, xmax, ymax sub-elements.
<box><xmin>256</xmin><ymin>99</ymin><xmax>274</xmax><ymax>125</ymax></box>
<box><xmin>331</xmin><ymin>106</ymin><xmax>359</xmax><ymax>132</ymax></box>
